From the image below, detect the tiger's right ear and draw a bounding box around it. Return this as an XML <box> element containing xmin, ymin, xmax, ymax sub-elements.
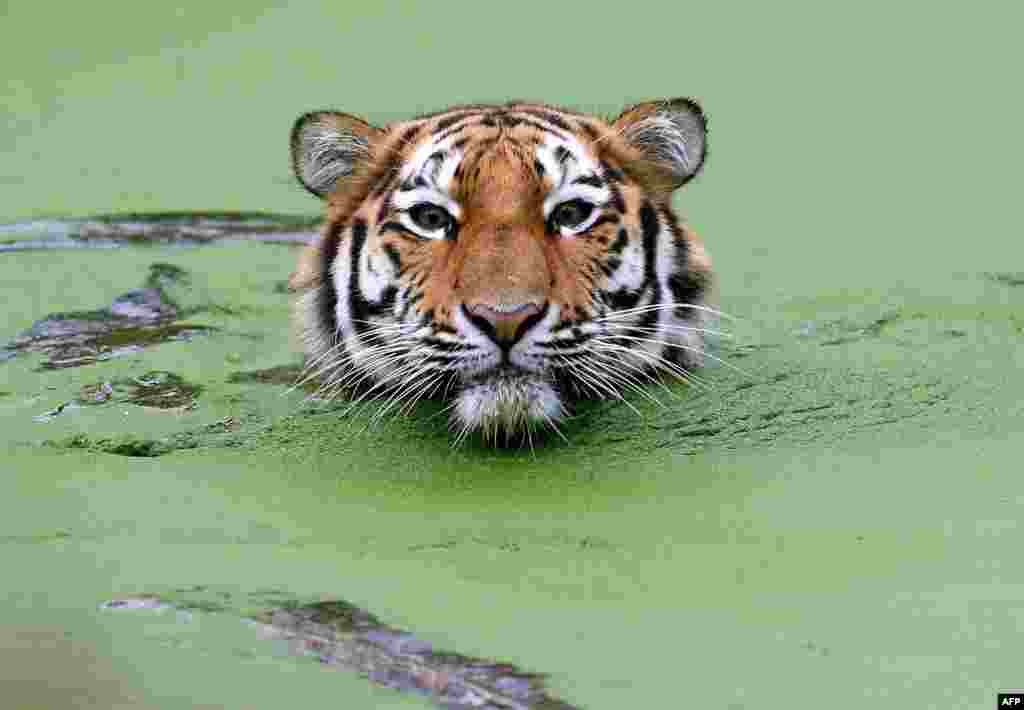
<box><xmin>290</xmin><ymin>111</ymin><xmax>383</xmax><ymax>198</ymax></box>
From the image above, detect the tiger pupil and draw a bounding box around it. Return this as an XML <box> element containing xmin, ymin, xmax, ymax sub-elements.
<box><xmin>554</xmin><ymin>200</ymin><xmax>592</xmax><ymax>229</ymax></box>
<box><xmin>411</xmin><ymin>204</ymin><xmax>450</xmax><ymax>232</ymax></box>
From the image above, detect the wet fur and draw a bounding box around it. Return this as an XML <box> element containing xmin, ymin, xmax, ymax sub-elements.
<box><xmin>289</xmin><ymin>100</ymin><xmax>714</xmax><ymax>443</ymax></box>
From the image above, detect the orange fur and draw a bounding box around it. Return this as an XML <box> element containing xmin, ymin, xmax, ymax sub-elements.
<box><xmin>292</xmin><ymin>101</ymin><xmax>709</xmax><ymax>327</ymax></box>
<box><xmin>288</xmin><ymin>99</ymin><xmax>713</xmax><ymax>437</ymax></box>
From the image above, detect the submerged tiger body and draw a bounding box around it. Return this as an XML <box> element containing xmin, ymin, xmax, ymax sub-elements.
<box><xmin>288</xmin><ymin>98</ymin><xmax>713</xmax><ymax>441</ymax></box>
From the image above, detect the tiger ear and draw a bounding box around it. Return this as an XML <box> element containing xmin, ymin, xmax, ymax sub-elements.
<box><xmin>290</xmin><ymin>111</ymin><xmax>383</xmax><ymax>198</ymax></box>
<box><xmin>611</xmin><ymin>98</ymin><xmax>708</xmax><ymax>190</ymax></box>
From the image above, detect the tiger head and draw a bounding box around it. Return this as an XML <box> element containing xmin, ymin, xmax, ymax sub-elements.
<box><xmin>288</xmin><ymin>99</ymin><xmax>713</xmax><ymax>441</ymax></box>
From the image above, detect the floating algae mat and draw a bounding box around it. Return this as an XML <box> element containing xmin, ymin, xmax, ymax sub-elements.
<box><xmin>2</xmin><ymin>1</ymin><xmax>1024</xmax><ymax>706</ymax></box>
<box><xmin>2</xmin><ymin>211</ymin><xmax>1023</xmax><ymax>710</ymax></box>
<box><xmin>77</xmin><ymin>371</ymin><xmax>203</xmax><ymax>410</ymax></box>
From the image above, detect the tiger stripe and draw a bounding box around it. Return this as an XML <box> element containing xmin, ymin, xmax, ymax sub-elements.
<box><xmin>289</xmin><ymin>98</ymin><xmax>714</xmax><ymax>442</ymax></box>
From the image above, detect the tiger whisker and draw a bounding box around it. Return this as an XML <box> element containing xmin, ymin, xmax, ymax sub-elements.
<box><xmin>598</xmin><ymin>333</ymin><xmax>751</xmax><ymax>379</ymax></box>
<box><xmin>397</xmin><ymin>372</ymin><xmax>450</xmax><ymax>417</ymax></box>
<box><xmin>337</xmin><ymin>356</ymin><xmax>432</xmax><ymax>417</ymax></box>
<box><xmin>287</xmin><ymin>340</ymin><xmax>351</xmax><ymax>393</ymax></box>
<box><xmin>589</xmin><ymin>339</ymin><xmax>713</xmax><ymax>391</ymax></box>
<box><xmin>587</xmin><ymin>347</ymin><xmax>691</xmax><ymax>399</ymax></box>
<box><xmin>374</xmin><ymin>367</ymin><xmax>450</xmax><ymax>422</ymax></box>
<box><xmin>539</xmin><ymin>408</ymin><xmax>569</xmax><ymax>443</ymax></box>
<box><xmin>585</xmin><ymin>346</ymin><xmax>683</xmax><ymax>400</ymax></box>
<box><xmin>578</xmin><ymin>353</ymin><xmax>666</xmax><ymax>409</ymax></box>
<box><xmin>600</xmin><ymin>321</ymin><xmax>734</xmax><ymax>340</ymax></box>
<box><xmin>553</xmin><ymin>355</ymin><xmax>606</xmax><ymax>400</ymax></box>
<box><xmin>559</xmin><ymin>355</ymin><xmax>642</xmax><ymax>417</ymax></box>
<box><xmin>347</xmin><ymin>362</ymin><xmax>441</xmax><ymax>434</ymax></box>
<box><xmin>293</xmin><ymin>329</ymin><xmax>421</xmax><ymax>395</ymax></box>
<box><xmin>594</xmin><ymin>302</ymin><xmax>741</xmax><ymax>322</ymax></box>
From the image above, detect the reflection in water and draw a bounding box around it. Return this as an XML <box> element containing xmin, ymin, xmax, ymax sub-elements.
<box><xmin>103</xmin><ymin>594</ymin><xmax>579</xmax><ymax>710</ymax></box>
<box><xmin>0</xmin><ymin>211</ymin><xmax>318</xmax><ymax>251</ymax></box>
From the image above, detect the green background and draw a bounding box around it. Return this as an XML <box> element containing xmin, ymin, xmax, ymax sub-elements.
<box><xmin>2</xmin><ymin>1</ymin><xmax>1023</xmax><ymax>708</ymax></box>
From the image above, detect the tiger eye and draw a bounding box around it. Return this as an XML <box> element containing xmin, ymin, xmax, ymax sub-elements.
<box><xmin>551</xmin><ymin>199</ymin><xmax>594</xmax><ymax>230</ymax></box>
<box><xmin>290</xmin><ymin>98</ymin><xmax>714</xmax><ymax>441</ymax></box>
<box><xmin>409</xmin><ymin>203</ymin><xmax>453</xmax><ymax>233</ymax></box>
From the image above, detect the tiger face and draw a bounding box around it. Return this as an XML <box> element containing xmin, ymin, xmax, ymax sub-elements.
<box><xmin>288</xmin><ymin>99</ymin><xmax>713</xmax><ymax>441</ymax></box>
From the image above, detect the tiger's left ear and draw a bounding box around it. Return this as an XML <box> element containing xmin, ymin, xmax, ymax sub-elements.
<box><xmin>611</xmin><ymin>98</ymin><xmax>708</xmax><ymax>190</ymax></box>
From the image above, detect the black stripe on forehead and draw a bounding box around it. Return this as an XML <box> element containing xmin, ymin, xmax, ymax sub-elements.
<box><xmin>511</xmin><ymin>107</ymin><xmax>573</xmax><ymax>133</ymax></box>
<box><xmin>435</xmin><ymin>112</ymin><xmax>574</xmax><ymax>152</ymax></box>
<box><xmin>507</xmin><ymin>115</ymin><xmax>570</xmax><ymax>138</ymax></box>
<box><xmin>433</xmin><ymin>116</ymin><xmax>485</xmax><ymax>143</ymax></box>
<box><xmin>466</xmin><ymin>110</ymin><xmax>571</xmax><ymax>138</ymax></box>
<box><xmin>433</xmin><ymin>111</ymin><xmax>477</xmax><ymax>133</ymax></box>
<box><xmin>395</xmin><ymin>147</ymin><xmax>460</xmax><ymax>193</ymax></box>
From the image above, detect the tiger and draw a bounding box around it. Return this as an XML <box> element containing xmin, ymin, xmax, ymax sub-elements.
<box><xmin>287</xmin><ymin>98</ymin><xmax>713</xmax><ymax>442</ymax></box>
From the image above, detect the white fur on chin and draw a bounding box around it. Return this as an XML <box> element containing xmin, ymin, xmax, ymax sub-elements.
<box><xmin>453</xmin><ymin>373</ymin><xmax>564</xmax><ymax>438</ymax></box>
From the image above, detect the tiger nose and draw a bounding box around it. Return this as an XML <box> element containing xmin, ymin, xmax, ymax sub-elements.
<box><xmin>465</xmin><ymin>301</ymin><xmax>545</xmax><ymax>345</ymax></box>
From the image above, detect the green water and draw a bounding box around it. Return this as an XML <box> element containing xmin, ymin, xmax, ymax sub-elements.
<box><xmin>3</xmin><ymin>1</ymin><xmax>1023</xmax><ymax>708</ymax></box>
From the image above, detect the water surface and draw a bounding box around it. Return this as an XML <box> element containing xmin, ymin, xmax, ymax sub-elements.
<box><xmin>3</xmin><ymin>1</ymin><xmax>1023</xmax><ymax>708</ymax></box>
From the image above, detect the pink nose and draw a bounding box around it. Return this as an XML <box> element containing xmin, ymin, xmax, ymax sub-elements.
<box><xmin>467</xmin><ymin>302</ymin><xmax>542</xmax><ymax>322</ymax></box>
<box><xmin>465</xmin><ymin>302</ymin><xmax>543</xmax><ymax>343</ymax></box>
